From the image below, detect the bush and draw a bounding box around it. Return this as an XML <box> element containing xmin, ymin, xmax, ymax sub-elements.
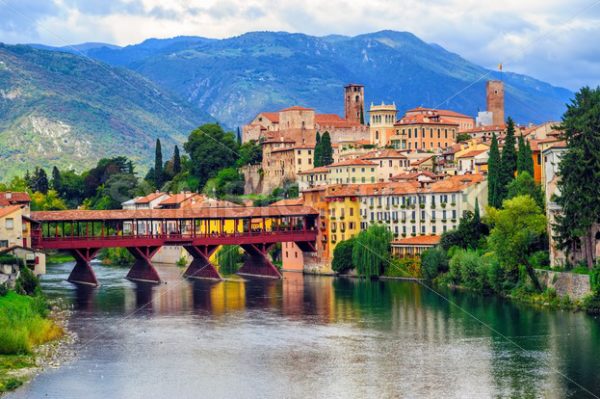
<box><xmin>332</xmin><ymin>238</ymin><xmax>355</xmax><ymax>274</ymax></box>
<box><xmin>0</xmin><ymin>284</ymin><xmax>8</xmax><ymax>297</ymax></box>
<box><xmin>14</xmin><ymin>266</ymin><xmax>40</xmax><ymax>296</ymax></box>
<box><xmin>421</xmin><ymin>248</ymin><xmax>448</xmax><ymax>281</ymax></box>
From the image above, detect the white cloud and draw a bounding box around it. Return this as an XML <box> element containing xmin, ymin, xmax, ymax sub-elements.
<box><xmin>0</xmin><ymin>0</ymin><xmax>598</xmax><ymax>89</ymax></box>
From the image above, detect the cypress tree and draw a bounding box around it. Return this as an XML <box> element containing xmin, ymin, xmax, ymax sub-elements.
<box><xmin>320</xmin><ymin>131</ymin><xmax>334</xmax><ymax>166</ymax></box>
<box><xmin>314</xmin><ymin>132</ymin><xmax>322</xmax><ymax>167</ymax></box>
<box><xmin>473</xmin><ymin>197</ymin><xmax>481</xmax><ymax>224</ymax></box>
<box><xmin>33</xmin><ymin>167</ymin><xmax>49</xmax><ymax>194</ymax></box>
<box><xmin>173</xmin><ymin>145</ymin><xmax>182</xmax><ymax>174</ymax></box>
<box><xmin>154</xmin><ymin>138</ymin><xmax>163</xmax><ymax>188</ymax></box>
<box><xmin>487</xmin><ymin>133</ymin><xmax>501</xmax><ymax>208</ymax></box>
<box><xmin>523</xmin><ymin>141</ymin><xmax>534</xmax><ymax>176</ymax></box>
<box><xmin>51</xmin><ymin>166</ymin><xmax>62</xmax><ymax>192</ymax></box>
<box><xmin>517</xmin><ymin>134</ymin><xmax>527</xmax><ymax>173</ymax></box>
<box><xmin>498</xmin><ymin>117</ymin><xmax>517</xmax><ymax>204</ymax></box>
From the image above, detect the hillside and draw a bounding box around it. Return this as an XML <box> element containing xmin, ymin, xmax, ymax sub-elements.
<box><xmin>78</xmin><ymin>30</ymin><xmax>572</xmax><ymax>128</ymax></box>
<box><xmin>0</xmin><ymin>44</ymin><xmax>211</xmax><ymax>180</ymax></box>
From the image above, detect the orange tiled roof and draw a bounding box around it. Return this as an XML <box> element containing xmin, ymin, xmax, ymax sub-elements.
<box><xmin>280</xmin><ymin>106</ymin><xmax>314</xmax><ymax>112</ymax></box>
<box><xmin>456</xmin><ymin>149</ymin><xmax>487</xmax><ymax>159</ymax></box>
<box><xmin>31</xmin><ymin>206</ymin><xmax>320</xmax><ymax>222</ymax></box>
<box><xmin>395</xmin><ymin>113</ymin><xmax>459</xmax><ymax>126</ymax></box>
<box><xmin>0</xmin><ymin>192</ymin><xmax>31</xmax><ymax>205</ymax></box>
<box><xmin>298</xmin><ymin>166</ymin><xmax>330</xmax><ymax>175</ymax></box>
<box><xmin>261</xmin><ymin>112</ymin><xmax>280</xmax><ymax>123</ymax></box>
<box><xmin>269</xmin><ymin>198</ymin><xmax>304</xmax><ymax>207</ymax></box>
<box><xmin>406</xmin><ymin>107</ymin><xmax>473</xmax><ymax>119</ymax></box>
<box><xmin>159</xmin><ymin>193</ymin><xmax>200</xmax><ymax>206</ymax></box>
<box><xmin>328</xmin><ymin>159</ymin><xmax>377</xmax><ymax>168</ymax></box>
<box><xmin>392</xmin><ymin>235</ymin><xmax>441</xmax><ymax>246</ymax></box>
<box><xmin>362</xmin><ymin>149</ymin><xmax>407</xmax><ymax>160</ymax></box>
<box><xmin>0</xmin><ymin>205</ymin><xmax>22</xmax><ymax>218</ymax></box>
<box><xmin>134</xmin><ymin>192</ymin><xmax>167</xmax><ymax>204</ymax></box>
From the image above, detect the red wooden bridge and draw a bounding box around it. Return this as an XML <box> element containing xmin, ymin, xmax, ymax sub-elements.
<box><xmin>30</xmin><ymin>206</ymin><xmax>319</xmax><ymax>286</ymax></box>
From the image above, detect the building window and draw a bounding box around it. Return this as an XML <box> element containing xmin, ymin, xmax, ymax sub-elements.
<box><xmin>5</xmin><ymin>218</ymin><xmax>14</xmax><ymax>230</ymax></box>
<box><xmin>0</xmin><ymin>240</ymin><xmax>7</xmax><ymax>248</ymax></box>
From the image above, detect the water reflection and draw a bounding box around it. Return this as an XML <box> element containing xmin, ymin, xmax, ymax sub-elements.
<box><xmin>8</xmin><ymin>262</ymin><xmax>600</xmax><ymax>398</ymax></box>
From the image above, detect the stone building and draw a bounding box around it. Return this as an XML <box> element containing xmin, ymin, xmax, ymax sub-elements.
<box><xmin>390</xmin><ymin>113</ymin><xmax>459</xmax><ymax>152</ymax></box>
<box><xmin>486</xmin><ymin>80</ymin><xmax>505</xmax><ymax>127</ymax></box>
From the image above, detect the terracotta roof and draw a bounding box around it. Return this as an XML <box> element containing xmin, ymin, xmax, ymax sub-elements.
<box><xmin>395</xmin><ymin>114</ymin><xmax>459</xmax><ymax>126</ymax></box>
<box><xmin>30</xmin><ymin>206</ymin><xmax>319</xmax><ymax>222</ymax></box>
<box><xmin>298</xmin><ymin>166</ymin><xmax>330</xmax><ymax>175</ymax></box>
<box><xmin>0</xmin><ymin>192</ymin><xmax>31</xmax><ymax>205</ymax></box>
<box><xmin>315</xmin><ymin>114</ymin><xmax>361</xmax><ymax>128</ymax></box>
<box><xmin>280</xmin><ymin>106</ymin><xmax>314</xmax><ymax>112</ymax></box>
<box><xmin>0</xmin><ymin>205</ymin><xmax>22</xmax><ymax>218</ymax></box>
<box><xmin>261</xmin><ymin>112</ymin><xmax>280</xmax><ymax>123</ymax></box>
<box><xmin>134</xmin><ymin>192</ymin><xmax>167</xmax><ymax>204</ymax></box>
<box><xmin>392</xmin><ymin>235</ymin><xmax>441</xmax><ymax>246</ymax></box>
<box><xmin>406</xmin><ymin>107</ymin><xmax>473</xmax><ymax>119</ymax></box>
<box><xmin>461</xmin><ymin>125</ymin><xmax>506</xmax><ymax>134</ymax></box>
<box><xmin>411</xmin><ymin>155</ymin><xmax>434</xmax><ymax>166</ymax></box>
<box><xmin>328</xmin><ymin>159</ymin><xmax>377</xmax><ymax>167</ymax></box>
<box><xmin>362</xmin><ymin>149</ymin><xmax>407</xmax><ymax>160</ymax></box>
<box><xmin>456</xmin><ymin>149</ymin><xmax>487</xmax><ymax>159</ymax></box>
<box><xmin>390</xmin><ymin>171</ymin><xmax>439</xmax><ymax>181</ymax></box>
<box><xmin>159</xmin><ymin>193</ymin><xmax>200</xmax><ymax>206</ymax></box>
<box><xmin>269</xmin><ymin>198</ymin><xmax>304</xmax><ymax>207</ymax></box>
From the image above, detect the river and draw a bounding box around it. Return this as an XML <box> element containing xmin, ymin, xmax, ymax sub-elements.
<box><xmin>7</xmin><ymin>261</ymin><xmax>600</xmax><ymax>398</ymax></box>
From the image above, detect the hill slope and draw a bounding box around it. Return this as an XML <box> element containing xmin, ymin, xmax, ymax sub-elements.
<box><xmin>80</xmin><ymin>30</ymin><xmax>573</xmax><ymax>128</ymax></box>
<box><xmin>0</xmin><ymin>44</ymin><xmax>211</xmax><ymax>180</ymax></box>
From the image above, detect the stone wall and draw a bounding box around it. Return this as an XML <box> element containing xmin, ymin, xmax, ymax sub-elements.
<box><xmin>536</xmin><ymin>269</ymin><xmax>591</xmax><ymax>300</ymax></box>
<box><xmin>0</xmin><ymin>263</ymin><xmax>20</xmax><ymax>288</ymax></box>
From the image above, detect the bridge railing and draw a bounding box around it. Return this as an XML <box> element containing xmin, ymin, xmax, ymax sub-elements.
<box><xmin>32</xmin><ymin>228</ymin><xmax>317</xmax><ymax>246</ymax></box>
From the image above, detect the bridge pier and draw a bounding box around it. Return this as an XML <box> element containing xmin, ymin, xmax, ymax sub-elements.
<box><xmin>183</xmin><ymin>245</ymin><xmax>222</xmax><ymax>281</ymax></box>
<box><xmin>237</xmin><ymin>243</ymin><xmax>282</xmax><ymax>279</ymax></box>
<box><xmin>126</xmin><ymin>246</ymin><xmax>162</xmax><ymax>284</ymax></box>
<box><xmin>68</xmin><ymin>248</ymin><xmax>100</xmax><ymax>286</ymax></box>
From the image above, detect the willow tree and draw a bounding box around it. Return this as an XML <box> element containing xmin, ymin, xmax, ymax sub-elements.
<box><xmin>217</xmin><ymin>245</ymin><xmax>242</xmax><ymax>274</ymax></box>
<box><xmin>352</xmin><ymin>224</ymin><xmax>393</xmax><ymax>278</ymax></box>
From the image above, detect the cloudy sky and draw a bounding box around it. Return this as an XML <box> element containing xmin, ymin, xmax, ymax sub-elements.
<box><xmin>1</xmin><ymin>0</ymin><xmax>599</xmax><ymax>90</ymax></box>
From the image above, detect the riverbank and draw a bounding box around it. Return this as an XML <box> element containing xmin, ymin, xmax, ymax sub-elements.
<box><xmin>0</xmin><ymin>293</ymin><xmax>72</xmax><ymax>394</ymax></box>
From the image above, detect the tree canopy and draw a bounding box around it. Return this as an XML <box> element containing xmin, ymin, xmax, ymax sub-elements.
<box><xmin>352</xmin><ymin>224</ymin><xmax>393</xmax><ymax>277</ymax></box>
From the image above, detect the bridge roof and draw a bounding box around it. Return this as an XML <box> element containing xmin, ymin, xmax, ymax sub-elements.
<box><xmin>31</xmin><ymin>206</ymin><xmax>318</xmax><ymax>222</ymax></box>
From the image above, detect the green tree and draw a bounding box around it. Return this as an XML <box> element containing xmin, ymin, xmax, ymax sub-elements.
<box><xmin>320</xmin><ymin>131</ymin><xmax>334</xmax><ymax>166</ymax></box>
<box><xmin>314</xmin><ymin>132</ymin><xmax>322</xmax><ymax>167</ymax></box>
<box><xmin>51</xmin><ymin>166</ymin><xmax>61</xmax><ymax>192</ymax></box>
<box><xmin>218</xmin><ymin>245</ymin><xmax>242</xmax><ymax>274</ymax></box>
<box><xmin>421</xmin><ymin>247</ymin><xmax>449</xmax><ymax>281</ymax></box>
<box><xmin>332</xmin><ymin>238</ymin><xmax>355</xmax><ymax>273</ymax></box>
<box><xmin>173</xmin><ymin>145</ymin><xmax>182</xmax><ymax>175</ymax></box>
<box><xmin>554</xmin><ymin>87</ymin><xmax>600</xmax><ymax>268</ymax></box>
<box><xmin>31</xmin><ymin>167</ymin><xmax>49</xmax><ymax>194</ymax></box>
<box><xmin>154</xmin><ymin>138</ymin><xmax>163</xmax><ymax>188</ymax></box>
<box><xmin>498</xmin><ymin>117</ymin><xmax>517</xmax><ymax>203</ymax></box>
<box><xmin>440</xmin><ymin>205</ymin><xmax>488</xmax><ymax>251</ymax></box>
<box><xmin>487</xmin><ymin>133</ymin><xmax>501</xmax><ymax>208</ymax></box>
<box><xmin>517</xmin><ymin>134</ymin><xmax>534</xmax><ymax>176</ymax></box>
<box><xmin>236</xmin><ymin>140</ymin><xmax>263</xmax><ymax>167</ymax></box>
<box><xmin>203</xmin><ymin>167</ymin><xmax>244</xmax><ymax>197</ymax></box>
<box><xmin>184</xmin><ymin>124</ymin><xmax>239</xmax><ymax>189</ymax></box>
<box><xmin>506</xmin><ymin>171</ymin><xmax>544</xmax><ymax>209</ymax></box>
<box><xmin>352</xmin><ymin>224</ymin><xmax>393</xmax><ymax>278</ymax></box>
<box><xmin>487</xmin><ymin>195</ymin><xmax>546</xmax><ymax>290</ymax></box>
<box><xmin>456</xmin><ymin>133</ymin><xmax>471</xmax><ymax>143</ymax></box>
<box><xmin>30</xmin><ymin>190</ymin><xmax>67</xmax><ymax>211</ymax></box>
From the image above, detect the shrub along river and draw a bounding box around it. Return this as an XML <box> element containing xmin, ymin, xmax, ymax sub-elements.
<box><xmin>6</xmin><ymin>262</ymin><xmax>600</xmax><ymax>398</ymax></box>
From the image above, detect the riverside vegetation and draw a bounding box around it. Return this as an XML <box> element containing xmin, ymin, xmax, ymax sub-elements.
<box><xmin>0</xmin><ymin>261</ymin><xmax>63</xmax><ymax>393</ymax></box>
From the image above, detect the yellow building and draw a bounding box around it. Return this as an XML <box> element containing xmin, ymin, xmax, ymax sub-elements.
<box><xmin>325</xmin><ymin>186</ymin><xmax>362</xmax><ymax>252</ymax></box>
<box><xmin>0</xmin><ymin>205</ymin><xmax>25</xmax><ymax>249</ymax></box>
<box><xmin>369</xmin><ymin>102</ymin><xmax>397</xmax><ymax>147</ymax></box>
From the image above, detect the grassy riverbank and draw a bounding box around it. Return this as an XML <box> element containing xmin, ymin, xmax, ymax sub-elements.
<box><xmin>46</xmin><ymin>252</ymin><xmax>74</xmax><ymax>265</ymax></box>
<box><xmin>0</xmin><ymin>291</ymin><xmax>64</xmax><ymax>393</ymax></box>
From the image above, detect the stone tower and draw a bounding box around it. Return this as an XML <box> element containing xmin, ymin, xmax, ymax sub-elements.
<box><xmin>344</xmin><ymin>84</ymin><xmax>365</xmax><ymax>124</ymax></box>
<box><xmin>486</xmin><ymin>80</ymin><xmax>505</xmax><ymax>126</ymax></box>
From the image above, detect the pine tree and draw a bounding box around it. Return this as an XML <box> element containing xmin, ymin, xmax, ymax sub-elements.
<box><xmin>554</xmin><ymin>87</ymin><xmax>600</xmax><ymax>268</ymax></box>
<box><xmin>487</xmin><ymin>133</ymin><xmax>501</xmax><ymax>208</ymax></box>
<box><xmin>517</xmin><ymin>134</ymin><xmax>527</xmax><ymax>173</ymax></box>
<box><xmin>314</xmin><ymin>132</ymin><xmax>322</xmax><ymax>167</ymax></box>
<box><xmin>523</xmin><ymin>141</ymin><xmax>534</xmax><ymax>176</ymax></box>
<box><xmin>498</xmin><ymin>117</ymin><xmax>517</xmax><ymax>204</ymax></box>
<box><xmin>51</xmin><ymin>166</ymin><xmax>62</xmax><ymax>192</ymax></box>
<box><xmin>24</xmin><ymin>170</ymin><xmax>32</xmax><ymax>189</ymax></box>
<box><xmin>473</xmin><ymin>197</ymin><xmax>481</xmax><ymax>224</ymax></box>
<box><xmin>320</xmin><ymin>131</ymin><xmax>334</xmax><ymax>166</ymax></box>
<box><xmin>33</xmin><ymin>167</ymin><xmax>49</xmax><ymax>194</ymax></box>
<box><xmin>173</xmin><ymin>145</ymin><xmax>182</xmax><ymax>174</ymax></box>
<box><xmin>154</xmin><ymin>138</ymin><xmax>163</xmax><ymax>188</ymax></box>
